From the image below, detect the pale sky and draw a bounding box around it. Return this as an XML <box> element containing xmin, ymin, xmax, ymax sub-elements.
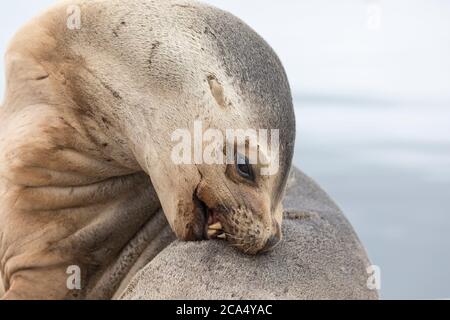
<box><xmin>1</xmin><ymin>0</ymin><xmax>450</xmax><ymax>102</ymax></box>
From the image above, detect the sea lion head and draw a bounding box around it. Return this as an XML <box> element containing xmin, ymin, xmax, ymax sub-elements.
<box><xmin>139</xmin><ymin>3</ymin><xmax>295</xmax><ymax>255</ymax></box>
<box><xmin>50</xmin><ymin>0</ymin><xmax>295</xmax><ymax>255</ymax></box>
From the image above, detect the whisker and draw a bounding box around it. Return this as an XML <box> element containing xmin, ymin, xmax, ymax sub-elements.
<box><xmin>225</xmin><ymin>233</ymin><xmax>245</xmax><ymax>241</ymax></box>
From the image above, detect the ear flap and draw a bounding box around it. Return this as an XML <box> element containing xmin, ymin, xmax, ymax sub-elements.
<box><xmin>5</xmin><ymin>49</ymin><xmax>50</xmax><ymax>83</ymax></box>
<box><xmin>3</xmin><ymin>52</ymin><xmax>52</xmax><ymax>108</ymax></box>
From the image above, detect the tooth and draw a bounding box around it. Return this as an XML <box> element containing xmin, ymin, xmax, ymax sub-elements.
<box><xmin>209</xmin><ymin>222</ymin><xmax>223</xmax><ymax>230</ymax></box>
<box><xmin>207</xmin><ymin>229</ymin><xmax>217</xmax><ymax>237</ymax></box>
<box><xmin>217</xmin><ymin>233</ymin><xmax>226</xmax><ymax>239</ymax></box>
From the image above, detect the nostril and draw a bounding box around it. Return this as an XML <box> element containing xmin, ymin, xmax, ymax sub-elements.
<box><xmin>261</xmin><ymin>234</ymin><xmax>281</xmax><ymax>253</ymax></box>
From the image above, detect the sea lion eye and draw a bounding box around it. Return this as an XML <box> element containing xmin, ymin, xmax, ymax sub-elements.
<box><xmin>236</xmin><ymin>154</ymin><xmax>254</xmax><ymax>180</ymax></box>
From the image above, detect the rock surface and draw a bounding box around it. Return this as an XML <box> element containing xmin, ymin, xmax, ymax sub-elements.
<box><xmin>120</xmin><ymin>168</ymin><xmax>378</xmax><ymax>300</ymax></box>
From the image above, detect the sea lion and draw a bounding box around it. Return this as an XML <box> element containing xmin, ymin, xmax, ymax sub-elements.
<box><xmin>0</xmin><ymin>0</ymin><xmax>295</xmax><ymax>300</ymax></box>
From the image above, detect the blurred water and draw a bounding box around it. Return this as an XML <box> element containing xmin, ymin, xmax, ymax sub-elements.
<box><xmin>295</xmin><ymin>101</ymin><xmax>450</xmax><ymax>299</ymax></box>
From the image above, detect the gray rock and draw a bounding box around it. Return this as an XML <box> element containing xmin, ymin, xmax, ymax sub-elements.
<box><xmin>120</xmin><ymin>168</ymin><xmax>378</xmax><ymax>300</ymax></box>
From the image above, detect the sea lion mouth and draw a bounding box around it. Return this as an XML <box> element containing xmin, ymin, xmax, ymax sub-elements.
<box><xmin>205</xmin><ymin>209</ymin><xmax>227</xmax><ymax>240</ymax></box>
<box><xmin>193</xmin><ymin>193</ymin><xmax>227</xmax><ymax>241</ymax></box>
<box><xmin>192</xmin><ymin>193</ymin><xmax>279</xmax><ymax>254</ymax></box>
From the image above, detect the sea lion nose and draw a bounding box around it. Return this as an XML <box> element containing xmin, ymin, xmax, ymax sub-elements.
<box><xmin>260</xmin><ymin>224</ymin><xmax>282</xmax><ymax>253</ymax></box>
